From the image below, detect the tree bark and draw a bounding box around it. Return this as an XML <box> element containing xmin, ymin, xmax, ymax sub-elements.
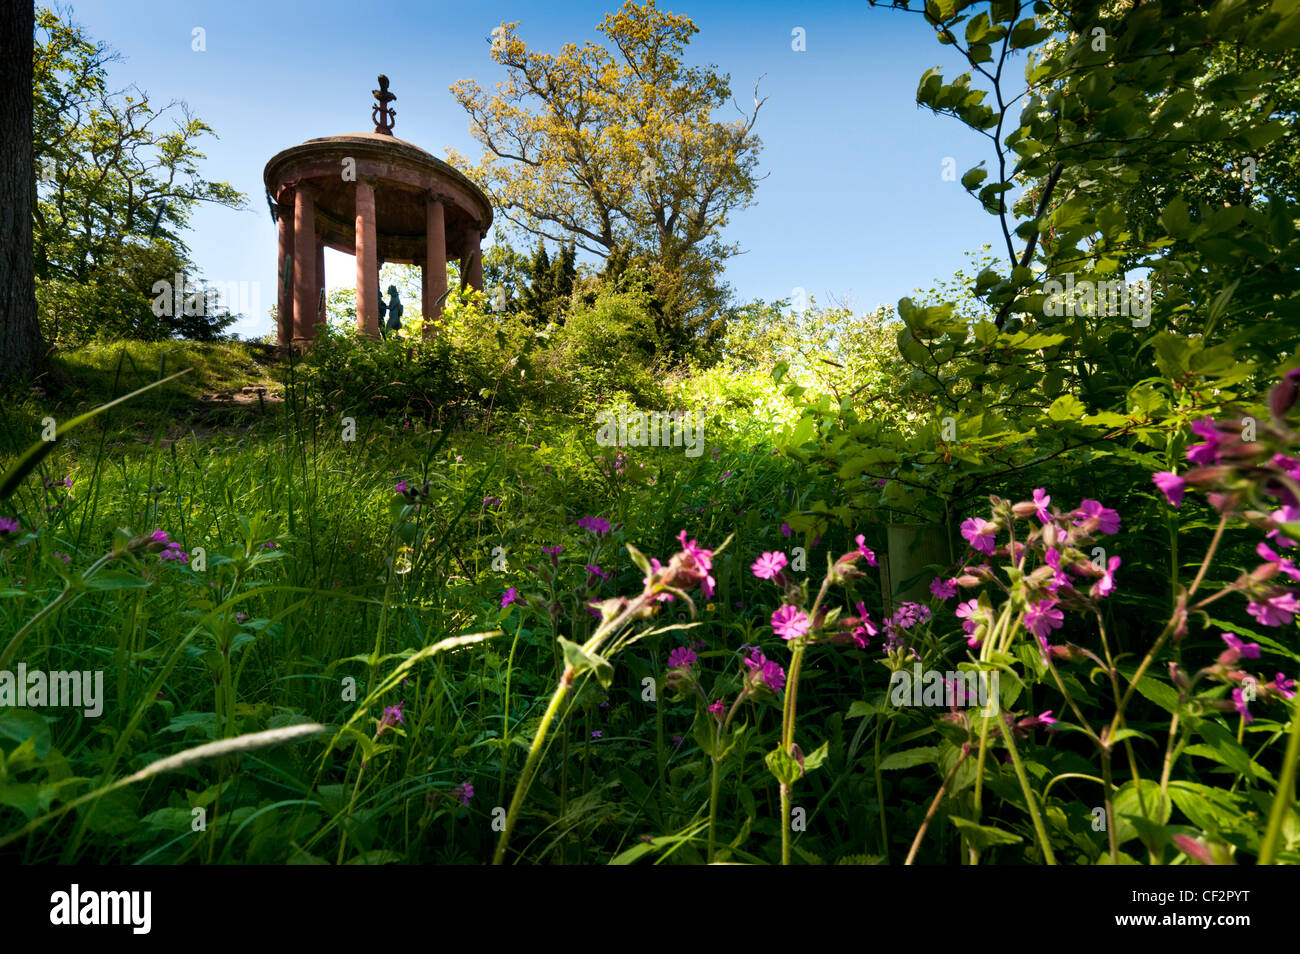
<box><xmin>0</xmin><ymin>0</ymin><xmax>43</xmax><ymax>385</ymax></box>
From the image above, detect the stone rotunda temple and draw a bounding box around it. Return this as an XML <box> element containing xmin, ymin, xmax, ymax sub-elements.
<box><xmin>263</xmin><ymin>75</ymin><xmax>493</xmax><ymax>349</ymax></box>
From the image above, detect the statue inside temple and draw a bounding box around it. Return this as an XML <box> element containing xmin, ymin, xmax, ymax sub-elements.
<box><xmin>378</xmin><ymin>284</ymin><xmax>403</xmax><ymax>337</ymax></box>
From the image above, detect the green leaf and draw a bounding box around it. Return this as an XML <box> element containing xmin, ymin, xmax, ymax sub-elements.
<box><xmin>83</xmin><ymin>570</ymin><xmax>152</xmax><ymax>592</ymax></box>
<box><xmin>692</xmin><ymin>710</ymin><xmax>715</xmax><ymax>758</ymax></box>
<box><xmin>1113</xmin><ymin>779</ymin><xmax>1171</xmax><ymax>847</ymax></box>
<box><xmin>846</xmin><ymin>699</ymin><xmax>884</xmax><ymax>720</ymax></box>
<box><xmin>163</xmin><ymin>711</ymin><xmax>219</xmax><ymax>739</ymax></box>
<box><xmin>1008</xmin><ymin>332</ymin><xmax>1068</xmax><ymax>350</ymax></box>
<box><xmin>787</xmin><ymin>415</ymin><xmax>816</xmax><ymax>448</ymax></box>
<box><xmin>1193</xmin><ymin>720</ymin><xmax>1274</xmax><ymax>784</ymax></box>
<box><xmin>0</xmin><ymin>709</ymin><xmax>51</xmax><ymax>759</ymax></box>
<box><xmin>973</xmin><ymin>319</ymin><xmax>999</xmax><ymax>345</ymax></box>
<box><xmin>1082</xmin><ymin>411</ymin><xmax>1131</xmax><ymax>429</ymax></box>
<box><xmin>802</xmin><ymin>741</ymin><xmax>830</xmax><ymax>774</ymax></box>
<box><xmin>1168</xmin><ymin>780</ymin><xmax>1248</xmax><ymax>835</ymax></box>
<box><xmin>948</xmin><ymin>816</ymin><xmax>1023</xmax><ymax>847</ymax></box>
<box><xmin>1107</xmin><ymin>727</ymin><xmax>1156</xmax><ymax>746</ymax></box>
<box><xmin>624</xmin><ymin>544</ymin><xmax>652</xmax><ymax>578</ymax></box>
<box><xmin>1009</xmin><ymin>17</ymin><xmax>1052</xmax><ymax>48</ymax></box>
<box><xmin>1047</xmin><ymin>395</ymin><xmax>1086</xmax><ymax>422</ymax></box>
<box><xmin>556</xmin><ymin>636</ymin><xmax>614</xmax><ymax>689</ymax></box>
<box><xmin>1123</xmin><ymin>669</ymin><xmax>1180</xmax><ymax>715</ymax></box>
<box><xmin>141</xmin><ymin>807</ymin><xmax>197</xmax><ymax>831</ymax></box>
<box><xmin>877</xmin><ymin>746</ymin><xmax>940</xmax><ymax>770</ymax></box>
<box><xmin>0</xmin><ymin>783</ymin><xmax>40</xmax><ymax>820</ymax></box>
<box><xmin>1159</xmin><ymin>196</ymin><xmax>1193</xmax><ymax>239</ymax></box>
<box><xmin>1152</xmin><ymin>333</ymin><xmax>1194</xmax><ymax>379</ymax></box>
<box><xmin>765</xmin><ymin>747</ymin><xmax>802</xmax><ymax>786</ymax></box>
<box><xmin>964</xmin><ymin>10</ymin><xmax>994</xmax><ymax>43</ymax></box>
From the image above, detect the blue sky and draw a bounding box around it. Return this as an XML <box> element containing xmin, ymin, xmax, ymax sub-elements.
<box><xmin>64</xmin><ymin>0</ymin><xmax>1010</xmax><ymax>339</ymax></box>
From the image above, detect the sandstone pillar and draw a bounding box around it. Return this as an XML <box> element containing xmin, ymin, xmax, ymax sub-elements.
<box><xmin>423</xmin><ymin>195</ymin><xmax>447</xmax><ymax>337</ymax></box>
<box><xmin>462</xmin><ymin>223</ymin><xmax>483</xmax><ymax>292</ymax></box>
<box><xmin>291</xmin><ymin>184</ymin><xmax>317</xmax><ymax>347</ymax></box>
<box><xmin>355</xmin><ymin>179</ymin><xmax>379</xmax><ymax>337</ymax></box>
<box><xmin>314</xmin><ymin>240</ymin><xmax>326</xmax><ymax>336</ymax></box>
<box><xmin>276</xmin><ymin>193</ymin><xmax>294</xmax><ymax>348</ymax></box>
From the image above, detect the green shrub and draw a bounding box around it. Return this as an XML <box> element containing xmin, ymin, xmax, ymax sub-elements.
<box><xmin>300</xmin><ymin>288</ymin><xmax>547</xmax><ymax>425</ymax></box>
<box><xmin>541</xmin><ymin>285</ymin><xmax>668</xmax><ymax>409</ymax></box>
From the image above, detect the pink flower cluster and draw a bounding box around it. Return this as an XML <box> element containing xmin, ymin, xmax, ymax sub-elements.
<box><xmin>751</xmin><ymin>531</ymin><xmax>882</xmax><ymax>646</ymax></box>
<box><xmin>1170</xmin><ymin>633</ymin><xmax>1296</xmax><ymax>725</ymax></box>
<box><xmin>148</xmin><ymin>529</ymin><xmax>189</xmax><ymax>564</ymax></box>
<box><xmin>742</xmin><ymin>647</ymin><xmax>786</xmax><ymax>693</ymax></box>
<box><xmin>1150</xmin><ymin>369</ymin><xmax>1300</xmax><ymax>630</ymax></box>
<box><xmin>952</xmin><ymin>492</ymin><xmax>1123</xmax><ymax>657</ymax></box>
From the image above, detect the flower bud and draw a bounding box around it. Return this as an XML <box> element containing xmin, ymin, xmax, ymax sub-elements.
<box><xmin>1268</xmin><ymin>368</ymin><xmax>1300</xmax><ymax>419</ymax></box>
<box><xmin>663</xmin><ymin>666</ymin><xmax>697</xmax><ymax>698</ymax></box>
<box><xmin>1182</xmin><ymin>465</ymin><xmax>1233</xmax><ymax>487</ymax></box>
<box><xmin>1206</xmin><ymin>491</ymin><xmax>1239</xmax><ymax>514</ymax></box>
<box><xmin>1051</xmin><ymin>643</ymin><xmax>1087</xmax><ymax>664</ymax></box>
<box><xmin>1249</xmin><ymin>561</ymin><xmax>1281</xmax><ymax>584</ymax></box>
<box><xmin>828</xmin><ymin>560</ymin><xmax>865</xmax><ymax>585</ymax></box>
<box><xmin>1168</xmin><ymin>662</ymin><xmax>1191</xmax><ymax>691</ymax></box>
<box><xmin>1026</xmin><ymin>565</ymin><xmax>1056</xmax><ymax>586</ymax></box>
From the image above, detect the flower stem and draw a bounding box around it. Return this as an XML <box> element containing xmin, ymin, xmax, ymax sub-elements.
<box><xmin>708</xmin><ymin>753</ymin><xmax>721</xmax><ymax>863</ymax></box>
<box><xmin>874</xmin><ymin>726</ymin><xmax>890</xmax><ymax>862</ymax></box>
<box><xmin>780</xmin><ymin>783</ymin><xmax>791</xmax><ymax>866</ymax></box>
<box><xmin>905</xmin><ymin>746</ymin><xmax>968</xmax><ymax>864</ymax></box>
<box><xmin>778</xmin><ymin>639</ymin><xmax>807</xmax><ymax>865</ymax></box>
<box><xmin>1000</xmin><ymin>712</ymin><xmax>1057</xmax><ymax>864</ymax></box>
<box><xmin>1259</xmin><ymin>699</ymin><xmax>1300</xmax><ymax>865</ymax></box>
<box><xmin>493</xmin><ymin>668</ymin><xmax>572</xmax><ymax>865</ymax></box>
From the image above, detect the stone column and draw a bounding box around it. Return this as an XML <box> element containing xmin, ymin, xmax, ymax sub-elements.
<box><xmin>275</xmin><ymin>193</ymin><xmax>294</xmax><ymax>348</ymax></box>
<box><xmin>462</xmin><ymin>222</ymin><xmax>483</xmax><ymax>292</ymax></box>
<box><xmin>315</xmin><ymin>240</ymin><xmax>326</xmax><ymax>337</ymax></box>
<box><xmin>291</xmin><ymin>183</ymin><xmax>317</xmax><ymax>348</ymax></box>
<box><xmin>423</xmin><ymin>195</ymin><xmax>447</xmax><ymax>337</ymax></box>
<box><xmin>355</xmin><ymin>179</ymin><xmax>379</xmax><ymax>338</ymax></box>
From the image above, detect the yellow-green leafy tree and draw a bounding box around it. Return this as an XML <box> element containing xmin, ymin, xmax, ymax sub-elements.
<box><xmin>449</xmin><ymin>0</ymin><xmax>765</xmax><ymax>358</ymax></box>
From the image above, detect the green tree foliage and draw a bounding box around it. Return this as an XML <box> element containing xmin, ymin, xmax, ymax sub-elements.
<box><xmin>516</xmin><ymin>238</ymin><xmax>576</xmax><ymax>325</ymax></box>
<box><xmin>449</xmin><ymin>0</ymin><xmax>765</xmax><ymax>357</ymax></box>
<box><xmin>788</xmin><ymin>0</ymin><xmax>1300</xmax><ymax>528</ymax></box>
<box><xmin>33</xmin><ymin>7</ymin><xmax>246</xmax><ymax>346</ymax></box>
<box><xmin>480</xmin><ymin>239</ymin><xmax>528</xmax><ymax>317</ymax></box>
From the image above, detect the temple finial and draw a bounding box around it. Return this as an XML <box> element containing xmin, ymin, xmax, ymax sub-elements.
<box><xmin>371</xmin><ymin>74</ymin><xmax>396</xmax><ymax>135</ymax></box>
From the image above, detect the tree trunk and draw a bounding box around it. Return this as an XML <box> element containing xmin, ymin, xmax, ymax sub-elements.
<box><xmin>0</xmin><ymin>0</ymin><xmax>44</xmax><ymax>386</ymax></box>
